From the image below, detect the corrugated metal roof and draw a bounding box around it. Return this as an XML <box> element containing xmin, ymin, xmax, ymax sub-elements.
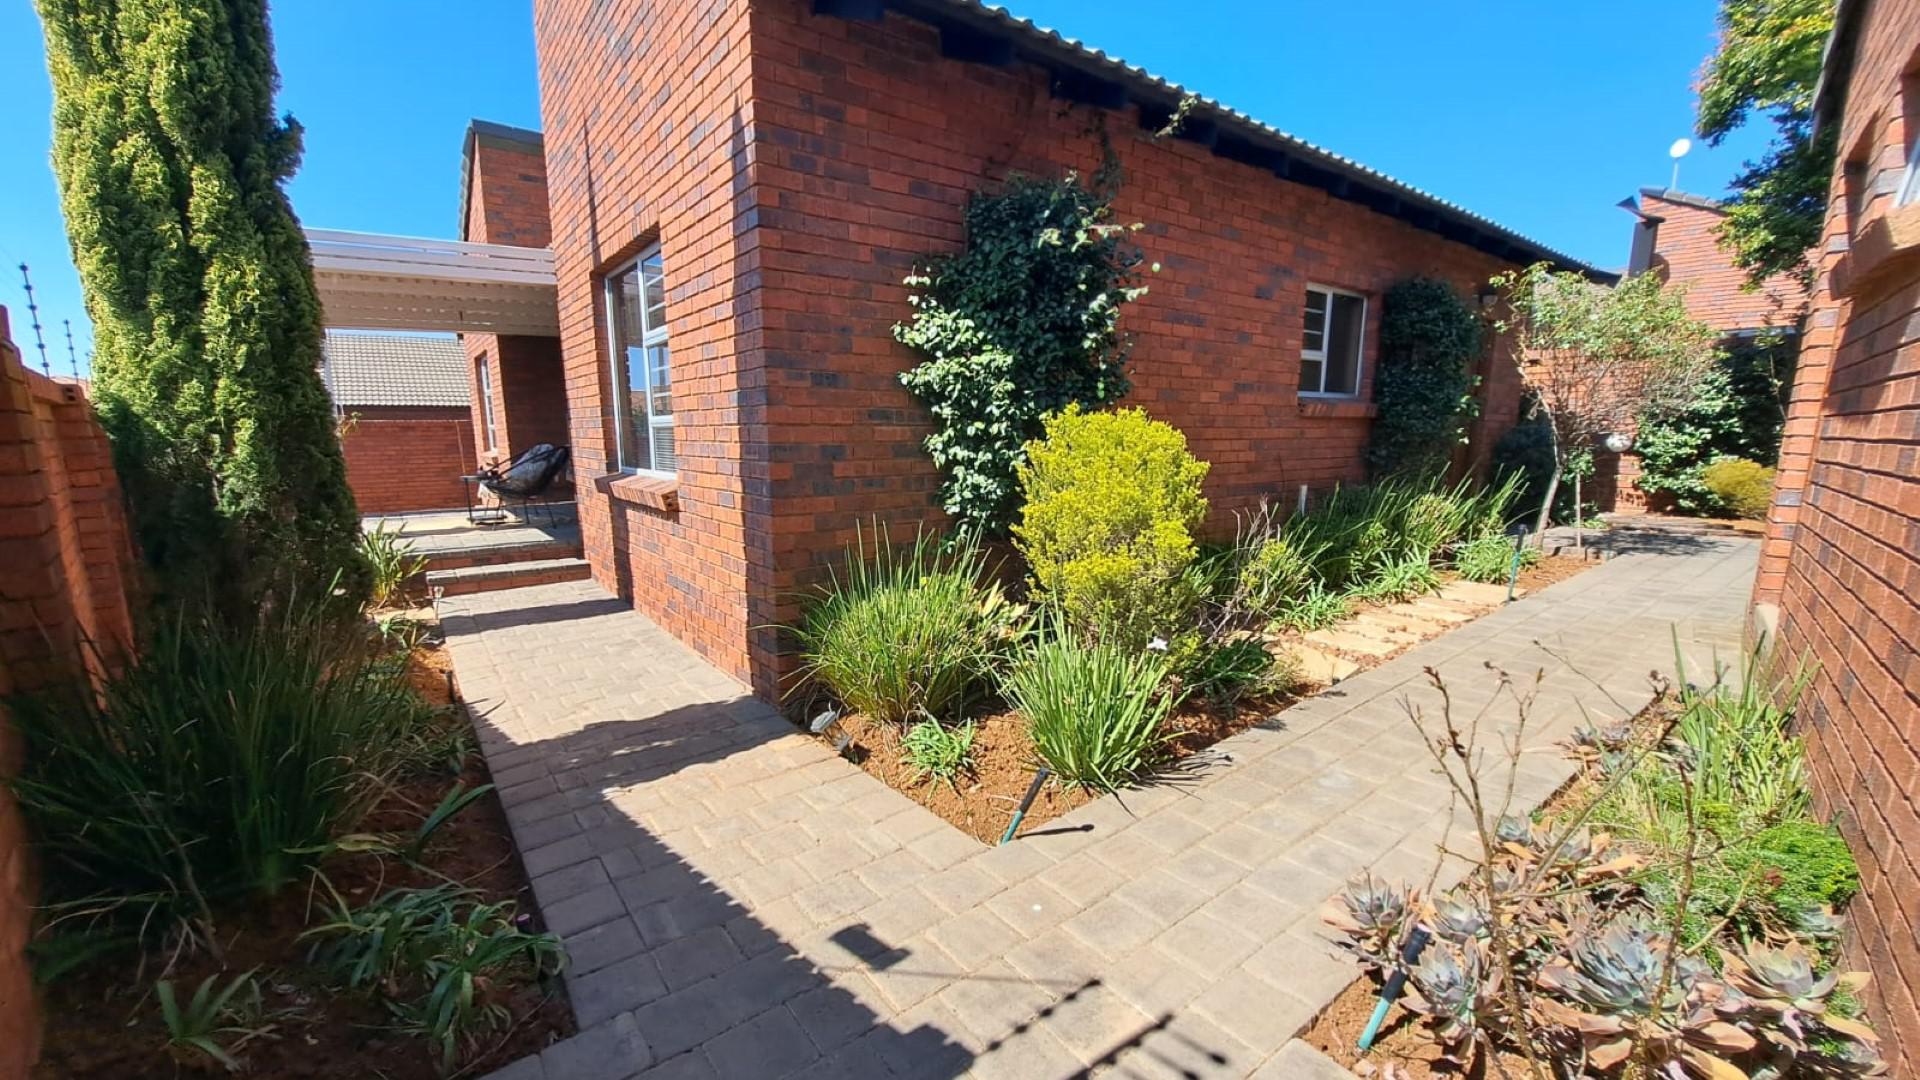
<box><xmin>875</xmin><ymin>0</ymin><xmax>1612</xmax><ymax>281</ymax></box>
<box><xmin>321</xmin><ymin>331</ymin><xmax>470</xmax><ymax>408</ymax></box>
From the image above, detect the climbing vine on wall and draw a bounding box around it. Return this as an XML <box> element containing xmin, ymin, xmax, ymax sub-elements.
<box><xmin>1365</xmin><ymin>278</ymin><xmax>1484</xmax><ymax>480</ymax></box>
<box><xmin>894</xmin><ymin>173</ymin><xmax>1150</xmax><ymax>533</ymax></box>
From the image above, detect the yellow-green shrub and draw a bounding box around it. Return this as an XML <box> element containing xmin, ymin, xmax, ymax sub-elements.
<box><xmin>1014</xmin><ymin>405</ymin><xmax>1209</xmax><ymax>651</ymax></box>
<box><xmin>1701</xmin><ymin>457</ymin><xmax>1775</xmax><ymax>519</ymax></box>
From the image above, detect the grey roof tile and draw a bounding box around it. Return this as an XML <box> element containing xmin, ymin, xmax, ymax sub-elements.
<box><xmin>321</xmin><ymin>331</ymin><xmax>470</xmax><ymax>408</ymax></box>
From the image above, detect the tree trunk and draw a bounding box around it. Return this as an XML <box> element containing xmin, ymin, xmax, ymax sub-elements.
<box><xmin>1532</xmin><ymin>461</ymin><xmax>1563</xmax><ymax>546</ymax></box>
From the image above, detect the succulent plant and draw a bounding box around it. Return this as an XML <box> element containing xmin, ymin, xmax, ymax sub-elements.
<box><xmin>1722</xmin><ymin>941</ymin><xmax>1879</xmax><ymax>1050</ymax></box>
<box><xmin>1495</xmin><ymin>814</ymin><xmax>1534</xmax><ymax>847</ymax></box>
<box><xmin>1405</xmin><ymin>940</ymin><xmax>1499</xmax><ymax>1060</ymax></box>
<box><xmin>1323</xmin><ymin>874</ymin><xmax>1415</xmax><ymax>969</ymax></box>
<box><xmin>1426</xmin><ymin>890</ymin><xmax>1489</xmax><ymax>943</ymax></box>
<box><xmin>1794</xmin><ymin>906</ymin><xmax>1847</xmax><ymax>941</ymax></box>
<box><xmin>1534</xmin><ymin>915</ymin><xmax>1755</xmax><ymax>1075</ymax></box>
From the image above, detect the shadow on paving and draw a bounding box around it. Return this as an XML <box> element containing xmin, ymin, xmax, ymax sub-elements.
<box><xmin>465</xmin><ymin>698</ymin><xmax>1221</xmax><ymax>1080</ymax></box>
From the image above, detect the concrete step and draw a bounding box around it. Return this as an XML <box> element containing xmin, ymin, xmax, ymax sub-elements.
<box><xmin>423</xmin><ymin>534</ymin><xmax>584</xmax><ymax>573</ymax></box>
<box><xmin>426</xmin><ymin>557</ymin><xmax>592</xmax><ymax>596</ymax></box>
<box><xmin>1436</xmin><ymin>580</ymin><xmax>1521</xmax><ymax>607</ymax></box>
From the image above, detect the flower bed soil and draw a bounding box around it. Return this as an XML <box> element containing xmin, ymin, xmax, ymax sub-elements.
<box><xmin>32</xmin><ymin>630</ymin><xmax>573</xmax><ymax>1080</ymax></box>
<box><xmin>819</xmin><ymin>556</ymin><xmax>1596</xmax><ymax>847</ymax></box>
<box><xmin>828</xmin><ymin>695</ymin><xmax>1293</xmax><ymax>844</ymax></box>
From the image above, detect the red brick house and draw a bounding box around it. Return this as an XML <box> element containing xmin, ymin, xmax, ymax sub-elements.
<box><xmin>320</xmin><ymin>331</ymin><xmax>480</xmax><ymax>515</ymax></box>
<box><xmin>520</xmin><ymin>0</ymin><xmax>1606</xmax><ymax>696</ymax></box>
<box><xmin>1754</xmin><ymin>0</ymin><xmax>1920</xmax><ymax>1068</ymax></box>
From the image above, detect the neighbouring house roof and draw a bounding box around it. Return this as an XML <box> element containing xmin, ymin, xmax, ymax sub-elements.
<box><xmin>830</xmin><ymin>0</ymin><xmax>1613</xmax><ymax>281</ymax></box>
<box><xmin>321</xmin><ymin>331</ymin><xmax>470</xmax><ymax>408</ymax></box>
<box><xmin>1639</xmin><ymin>188</ymin><xmax>1726</xmax><ymax>213</ymax></box>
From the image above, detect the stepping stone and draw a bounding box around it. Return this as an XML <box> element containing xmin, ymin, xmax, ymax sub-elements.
<box><xmin>1302</xmin><ymin>627</ymin><xmax>1399</xmax><ymax>657</ymax></box>
<box><xmin>1395</xmin><ymin>598</ymin><xmax>1479</xmax><ymax>623</ymax></box>
<box><xmin>1437</xmin><ymin>580</ymin><xmax>1522</xmax><ymax>607</ymax></box>
<box><xmin>1351</xmin><ymin>610</ymin><xmax>1441</xmax><ymax>639</ymax></box>
<box><xmin>1286</xmin><ymin>645</ymin><xmax>1360</xmax><ymax>686</ymax></box>
<box><xmin>1344</xmin><ymin>615</ymin><xmax>1422</xmax><ymax>645</ymax></box>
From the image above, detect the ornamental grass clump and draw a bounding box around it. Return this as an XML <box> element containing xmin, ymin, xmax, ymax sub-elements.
<box><xmin>7</xmin><ymin>600</ymin><xmax>429</xmax><ymax>951</ymax></box>
<box><xmin>1014</xmin><ymin>404</ymin><xmax>1209</xmax><ymax>653</ymax></box>
<box><xmin>1003</xmin><ymin>621</ymin><xmax>1181</xmax><ymax>792</ymax></box>
<box><xmin>790</xmin><ymin>524</ymin><xmax>1024</xmax><ymax>726</ymax></box>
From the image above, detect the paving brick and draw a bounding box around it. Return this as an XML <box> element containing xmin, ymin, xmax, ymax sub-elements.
<box><xmin>565</xmin><ymin>919</ymin><xmax>647</xmax><ymax>976</ymax></box>
<box><xmin>924</xmin><ymin>907</ymin><xmax>1021</xmax><ymax>972</ymax></box>
<box><xmin>1253</xmin><ymin>1039</ymin><xmax>1361</xmax><ymax>1079</ymax></box>
<box><xmin>1190</xmin><ymin>969</ymin><xmax>1318</xmax><ymax>1056</ymax></box>
<box><xmin>568</xmin><ymin>954</ymin><xmax>668</xmax><ymax>1027</ymax></box>
<box><xmin>701</xmin><ymin>1006</ymin><xmax>819</xmax><ymax>1079</ymax></box>
<box><xmin>650</xmin><ymin>924</ymin><xmax>746</xmax><ymax>990</ymax></box>
<box><xmin>539</xmin><ymin>1013</ymin><xmax>652</xmax><ymax>1080</ymax></box>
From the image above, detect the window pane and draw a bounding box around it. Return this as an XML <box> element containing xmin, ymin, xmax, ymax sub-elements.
<box><xmin>651</xmin><ymin>422</ymin><xmax>677</xmax><ymax>474</ymax></box>
<box><xmin>1298</xmin><ymin>357</ymin><xmax>1325</xmax><ymax>394</ymax></box>
<box><xmin>1302</xmin><ymin>289</ymin><xmax>1328</xmax><ymax>353</ymax></box>
<box><xmin>648</xmin><ymin>344</ymin><xmax>672</xmax><ymax>417</ymax></box>
<box><xmin>623</xmin><ymin>345</ymin><xmax>653</xmax><ymax>471</ymax></box>
<box><xmin>1324</xmin><ymin>293</ymin><xmax>1365</xmax><ymax>396</ymax></box>
<box><xmin>608</xmin><ymin>253</ymin><xmax>672</xmax><ymax>473</ymax></box>
<box><xmin>641</xmin><ymin>253</ymin><xmax>666</xmax><ymax>332</ymax></box>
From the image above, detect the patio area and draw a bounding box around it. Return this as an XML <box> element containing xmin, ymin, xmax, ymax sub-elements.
<box><xmin>439</xmin><ymin>535</ymin><xmax>1758</xmax><ymax>1080</ymax></box>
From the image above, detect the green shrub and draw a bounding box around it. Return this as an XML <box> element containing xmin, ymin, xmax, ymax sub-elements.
<box><xmin>1454</xmin><ymin>533</ymin><xmax>1536</xmax><ymax>583</ymax></box>
<box><xmin>901</xmin><ymin>720</ymin><xmax>976</xmax><ymax>787</ymax></box>
<box><xmin>1635</xmin><ymin>341</ymin><xmax>1794</xmax><ymax>514</ymax></box>
<box><xmin>1014</xmin><ymin>405</ymin><xmax>1209</xmax><ymax>651</ymax></box>
<box><xmin>1279</xmin><ymin>475</ymin><xmax>1518</xmax><ymax>591</ymax></box>
<box><xmin>1367</xmin><ymin>278</ymin><xmax>1484</xmax><ymax>480</ymax></box>
<box><xmin>1271</xmin><ymin>584</ymin><xmax>1351</xmax><ymax>632</ymax></box>
<box><xmin>790</xmin><ymin>525</ymin><xmax>1023</xmax><ymax>725</ymax></box>
<box><xmin>7</xmin><ymin>602</ymin><xmax>429</xmax><ymax>945</ymax></box>
<box><xmin>1354</xmin><ymin>557</ymin><xmax>1441</xmax><ymax>602</ymax></box>
<box><xmin>305</xmin><ymin>883</ymin><xmax>563</xmax><ymax>1074</ymax></box>
<box><xmin>1701</xmin><ymin>457</ymin><xmax>1776</xmax><ymax>519</ymax></box>
<box><xmin>1004</xmin><ymin>626</ymin><xmax>1181</xmax><ymax>791</ymax></box>
<box><xmin>360</xmin><ymin>524</ymin><xmax>428</xmax><ymax>607</ymax></box>
<box><xmin>1185</xmin><ymin>638</ymin><xmax>1297</xmax><ymax>706</ymax></box>
<box><xmin>1728</xmin><ymin>821</ymin><xmax>1859</xmax><ymax>920</ymax></box>
<box><xmin>894</xmin><ymin>174</ymin><xmax>1147</xmax><ymax>532</ymax></box>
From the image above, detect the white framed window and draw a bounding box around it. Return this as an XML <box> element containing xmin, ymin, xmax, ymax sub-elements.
<box><xmin>1899</xmin><ymin>132</ymin><xmax>1920</xmax><ymax>207</ymax></box>
<box><xmin>605</xmin><ymin>248</ymin><xmax>674</xmax><ymax>474</ymax></box>
<box><xmin>1299</xmin><ymin>285</ymin><xmax>1367</xmax><ymax>397</ymax></box>
<box><xmin>475</xmin><ymin>354</ymin><xmax>498</xmax><ymax>452</ymax></box>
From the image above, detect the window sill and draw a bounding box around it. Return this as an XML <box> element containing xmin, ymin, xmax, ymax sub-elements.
<box><xmin>1297</xmin><ymin>397</ymin><xmax>1377</xmax><ymax>419</ymax></box>
<box><xmin>1832</xmin><ymin>201</ymin><xmax>1920</xmax><ymax>301</ymax></box>
<box><xmin>597</xmin><ymin>471</ymin><xmax>680</xmax><ymax>513</ymax></box>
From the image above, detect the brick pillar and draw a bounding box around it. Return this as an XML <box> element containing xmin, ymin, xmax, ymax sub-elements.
<box><xmin>1753</xmin><ymin>293</ymin><xmax>1840</xmax><ymax>612</ymax></box>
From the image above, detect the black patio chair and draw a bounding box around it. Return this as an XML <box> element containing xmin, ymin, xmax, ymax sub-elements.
<box><xmin>478</xmin><ymin>443</ymin><xmax>572</xmax><ymax>524</ymax></box>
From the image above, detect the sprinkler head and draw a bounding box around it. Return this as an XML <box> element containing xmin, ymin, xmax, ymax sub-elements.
<box><xmin>809</xmin><ymin>708</ymin><xmax>842</xmax><ymax>734</ymax></box>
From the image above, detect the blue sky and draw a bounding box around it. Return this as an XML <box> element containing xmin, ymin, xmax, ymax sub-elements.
<box><xmin>1</xmin><ymin>0</ymin><xmax>1772</xmax><ymax>375</ymax></box>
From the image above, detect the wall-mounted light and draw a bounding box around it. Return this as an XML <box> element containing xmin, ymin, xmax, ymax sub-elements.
<box><xmin>1604</xmin><ymin>432</ymin><xmax>1633</xmax><ymax>454</ymax></box>
<box><xmin>1476</xmin><ymin>284</ymin><xmax>1500</xmax><ymax>310</ymax></box>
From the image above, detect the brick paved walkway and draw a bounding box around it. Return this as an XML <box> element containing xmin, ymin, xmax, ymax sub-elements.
<box><xmin>446</xmin><ymin>536</ymin><xmax>1757</xmax><ymax>1080</ymax></box>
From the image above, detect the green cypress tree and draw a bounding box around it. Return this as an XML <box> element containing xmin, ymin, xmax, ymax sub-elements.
<box><xmin>37</xmin><ymin>0</ymin><xmax>365</xmax><ymax>609</ymax></box>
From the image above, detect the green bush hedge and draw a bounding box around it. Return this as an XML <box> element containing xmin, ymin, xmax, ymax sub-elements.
<box><xmin>1014</xmin><ymin>405</ymin><xmax>1209</xmax><ymax>651</ymax></box>
<box><xmin>1701</xmin><ymin>458</ymin><xmax>1776</xmax><ymax>519</ymax></box>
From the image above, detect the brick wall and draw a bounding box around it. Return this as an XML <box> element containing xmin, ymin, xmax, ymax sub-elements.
<box><xmin>1755</xmin><ymin>2</ymin><xmax>1920</xmax><ymax>1071</ymax></box>
<box><xmin>338</xmin><ymin>405</ymin><xmax>479</xmax><ymax>514</ymax></box>
<box><xmin>533</xmin><ymin>0</ymin><xmax>1538</xmax><ymax>693</ymax></box>
<box><xmin>1640</xmin><ymin>190</ymin><xmax>1809</xmax><ymax>332</ymax></box>
<box><xmin>745</xmin><ymin>1</ymin><xmax>1530</xmax><ymax>684</ymax></box>
<box><xmin>535</xmin><ymin>0</ymin><xmax>775</xmax><ymax>688</ymax></box>
<box><xmin>0</xmin><ymin>306</ymin><xmax>140</xmax><ymax>1079</ymax></box>
<box><xmin>459</xmin><ymin>124</ymin><xmax>571</xmax><ymax>471</ymax></box>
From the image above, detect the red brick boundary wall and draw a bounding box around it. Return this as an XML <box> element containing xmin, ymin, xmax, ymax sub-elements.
<box><xmin>338</xmin><ymin>405</ymin><xmax>479</xmax><ymax>515</ymax></box>
<box><xmin>1754</xmin><ymin>2</ymin><xmax>1920</xmax><ymax>1071</ymax></box>
<box><xmin>0</xmin><ymin>306</ymin><xmax>140</xmax><ymax>1079</ymax></box>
